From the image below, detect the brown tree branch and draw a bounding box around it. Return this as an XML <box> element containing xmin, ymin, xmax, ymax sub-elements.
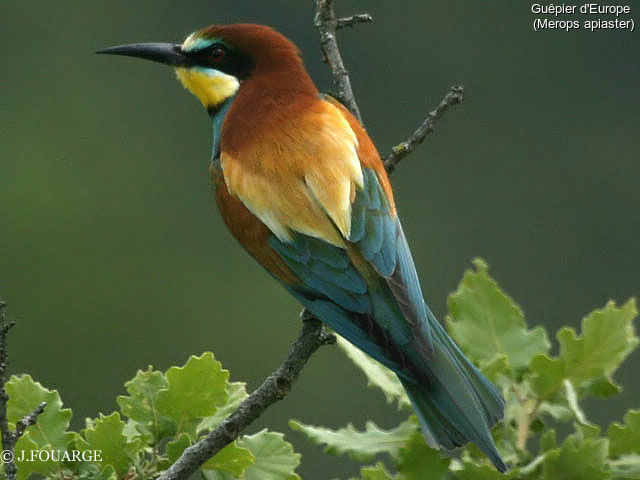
<box><xmin>14</xmin><ymin>402</ymin><xmax>47</xmax><ymax>440</ymax></box>
<box><xmin>0</xmin><ymin>301</ymin><xmax>47</xmax><ymax>480</ymax></box>
<box><xmin>314</xmin><ymin>0</ymin><xmax>368</xmax><ymax>122</ymax></box>
<box><xmin>336</xmin><ymin>13</ymin><xmax>373</xmax><ymax>29</ymax></box>
<box><xmin>383</xmin><ymin>85</ymin><xmax>465</xmax><ymax>174</ymax></box>
<box><xmin>159</xmin><ymin>3</ymin><xmax>464</xmax><ymax>479</ymax></box>
<box><xmin>157</xmin><ymin>315</ymin><xmax>335</xmax><ymax>480</ymax></box>
<box><xmin>0</xmin><ymin>300</ymin><xmax>18</xmax><ymax>480</ymax></box>
<box><xmin>313</xmin><ymin>1</ymin><xmax>464</xmax><ymax>174</ymax></box>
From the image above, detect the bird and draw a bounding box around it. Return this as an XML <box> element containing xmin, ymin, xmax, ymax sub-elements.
<box><xmin>98</xmin><ymin>23</ymin><xmax>506</xmax><ymax>472</ymax></box>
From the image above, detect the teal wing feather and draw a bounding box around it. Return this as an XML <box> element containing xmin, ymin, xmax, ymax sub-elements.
<box><xmin>269</xmin><ymin>233</ymin><xmax>416</xmax><ymax>381</ymax></box>
<box><xmin>268</xmin><ymin>167</ymin><xmax>506</xmax><ymax>472</ymax></box>
<box><xmin>349</xmin><ymin>168</ymin><xmax>433</xmax><ymax>357</ymax></box>
<box><xmin>271</xmin><ymin>234</ymin><xmax>369</xmax><ymax>313</ymax></box>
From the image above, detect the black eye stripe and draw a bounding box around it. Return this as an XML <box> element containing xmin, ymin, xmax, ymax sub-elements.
<box><xmin>210</xmin><ymin>45</ymin><xmax>226</xmax><ymax>62</ymax></box>
<box><xmin>187</xmin><ymin>43</ymin><xmax>254</xmax><ymax>80</ymax></box>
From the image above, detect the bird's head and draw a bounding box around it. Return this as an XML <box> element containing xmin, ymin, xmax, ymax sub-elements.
<box><xmin>98</xmin><ymin>24</ymin><xmax>309</xmax><ymax>112</ymax></box>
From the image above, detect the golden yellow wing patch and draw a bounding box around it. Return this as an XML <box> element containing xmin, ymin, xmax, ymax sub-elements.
<box><xmin>221</xmin><ymin>99</ymin><xmax>363</xmax><ymax>246</ymax></box>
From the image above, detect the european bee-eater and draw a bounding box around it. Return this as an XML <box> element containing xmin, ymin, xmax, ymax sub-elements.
<box><xmin>98</xmin><ymin>24</ymin><xmax>506</xmax><ymax>471</ymax></box>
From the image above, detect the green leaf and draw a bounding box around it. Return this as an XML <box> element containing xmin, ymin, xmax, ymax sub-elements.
<box><xmin>117</xmin><ymin>366</ymin><xmax>169</xmax><ymax>441</ymax></box>
<box><xmin>576</xmin><ymin>421</ymin><xmax>601</xmax><ymax>440</ymax></box>
<box><xmin>59</xmin><ymin>457</ymin><xmax>118</xmax><ymax>480</ymax></box>
<box><xmin>336</xmin><ymin>336</ymin><xmax>410</xmax><ymax>408</ymax></box>
<box><xmin>97</xmin><ymin>466</ymin><xmax>118</xmax><ymax>480</ymax></box>
<box><xmin>530</xmin><ymin>299</ymin><xmax>638</xmax><ymax>400</ymax></box>
<box><xmin>14</xmin><ymin>434</ymin><xmax>57</xmax><ymax>480</ymax></box>
<box><xmin>82</xmin><ymin>412</ymin><xmax>139</xmax><ymax>476</ymax></box>
<box><xmin>6</xmin><ymin>374</ymin><xmax>73</xmax><ymax>452</ymax></box>
<box><xmin>540</xmin><ymin>429</ymin><xmax>557</xmax><ymax>452</ymax></box>
<box><xmin>538</xmin><ymin>402</ymin><xmax>573</xmax><ymax>422</ymax></box>
<box><xmin>584</xmin><ymin>376</ymin><xmax>621</xmax><ymax>397</ymax></box>
<box><xmin>519</xmin><ymin>454</ymin><xmax>547</xmax><ymax>476</ymax></box>
<box><xmin>452</xmin><ymin>462</ymin><xmax>512</xmax><ymax>480</ymax></box>
<box><xmin>290</xmin><ymin>419</ymin><xmax>415</xmax><ymax>462</ymax></box>
<box><xmin>203</xmin><ymin>441</ymin><xmax>255</xmax><ymax>477</ymax></box>
<box><xmin>88</xmin><ymin>465</ymin><xmax>118</xmax><ymax>480</ymax></box>
<box><xmin>608</xmin><ymin>409</ymin><xmax>640</xmax><ymax>457</ymax></box>
<box><xmin>198</xmin><ymin>381</ymin><xmax>248</xmax><ymax>434</ymax></box>
<box><xmin>446</xmin><ymin>258</ymin><xmax>550</xmax><ymax>372</ymax></box>
<box><xmin>118</xmin><ymin>366</ymin><xmax>167</xmax><ymax>421</ymax></box>
<box><xmin>608</xmin><ymin>454</ymin><xmax>640</xmax><ymax>479</ymax></box>
<box><xmin>395</xmin><ymin>428</ymin><xmax>449</xmax><ymax>480</ymax></box>
<box><xmin>201</xmin><ymin>470</ymin><xmax>237</xmax><ymax>480</ymax></box>
<box><xmin>156</xmin><ymin>352</ymin><xmax>230</xmax><ymax>428</ymax></box>
<box><xmin>563</xmin><ymin>380</ymin><xmax>589</xmax><ymax>424</ymax></box>
<box><xmin>166</xmin><ymin>432</ymin><xmax>191</xmax><ymax>464</ymax></box>
<box><xmin>357</xmin><ymin>462</ymin><xmax>396</xmax><ymax>480</ymax></box>
<box><xmin>238</xmin><ymin>430</ymin><xmax>300</xmax><ymax>480</ymax></box>
<box><xmin>60</xmin><ymin>463</ymin><xmax>118</xmax><ymax>480</ymax></box>
<box><xmin>480</xmin><ymin>354</ymin><xmax>510</xmax><ymax>383</ymax></box>
<box><xmin>538</xmin><ymin>379</ymin><xmax>594</xmax><ymax>426</ymax></box>
<box><xmin>542</xmin><ymin>430</ymin><xmax>609</xmax><ymax>480</ymax></box>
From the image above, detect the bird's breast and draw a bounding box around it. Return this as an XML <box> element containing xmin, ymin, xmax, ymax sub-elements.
<box><xmin>210</xmin><ymin>161</ymin><xmax>299</xmax><ymax>284</ymax></box>
<box><xmin>219</xmin><ymin>98</ymin><xmax>365</xmax><ymax>247</ymax></box>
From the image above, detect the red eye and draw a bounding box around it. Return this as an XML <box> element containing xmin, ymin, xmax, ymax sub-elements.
<box><xmin>210</xmin><ymin>46</ymin><xmax>226</xmax><ymax>63</ymax></box>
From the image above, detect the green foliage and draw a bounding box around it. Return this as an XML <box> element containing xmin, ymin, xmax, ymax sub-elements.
<box><xmin>82</xmin><ymin>412</ymin><xmax>140</xmax><ymax>476</ymax></box>
<box><xmin>2</xmin><ymin>259</ymin><xmax>637</xmax><ymax>479</ymax></box>
<box><xmin>530</xmin><ymin>300</ymin><xmax>638</xmax><ymax>399</ymax></box>
<box><xmin>446</xmin><ymin>258</ymin><xmax>551</xmax><ymax>374</ymax></box>
<box><xmin>5</xmin><ymin>375</ymin><xmax>73</xmax><ymax>480</ymax></box>
<box><xmin>608</xmin><ymin>409</ymin><xmax>640</xmax><ymax>458</ymax></box>
<box><xmin>1</xmin><ymin>353</ymin><xmax>299</xmax><ymax>479</ymax></box>
<box><xmin>335</xmin><ymin>336</ymin><xmax>410</xmax><ymax>408</ymax></box>
<box><xmin>155</xmin><ymin>352</ymin><xmax>229</xmax><ymax>427</ymax></box>
<box><xmin>201</xmin><ymin>441</ymin><xmax>254</xmax><ymax>476</ymax></box>
<box><xmin>236</xmin><ymin>430</ymin><xmax>300</xmax><ymax>480</ymax></box>
<box><xmin>354</xmin><ymin>462</ymin><xmax>395</xmax><ymax>480</ymax></box>
<box><xmin>395</xmin><ymin>428</ymin><xmax>450</xmax><ymax>480</ymax></box>
<box><xmin>292</xmin><ymin>259</ymin><xmax>638</xmax><ymax>479</ymax></box>
<box><xmin>289</xmin><ymin>419</ymin><xmax>415</xmax><ymax>462</ymax></box>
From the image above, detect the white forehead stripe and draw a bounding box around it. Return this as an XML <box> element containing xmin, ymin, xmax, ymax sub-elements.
<box><xmin>182</xmin><ymin>34</ymin><xmax>216</xmax><ymax>52</ymax></box>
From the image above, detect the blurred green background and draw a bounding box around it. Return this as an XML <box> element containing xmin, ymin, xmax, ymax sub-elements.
<box><xmin>1</xmin><ymin>1</ymin><xmax>638</xmax><ymax>478</ymax></box>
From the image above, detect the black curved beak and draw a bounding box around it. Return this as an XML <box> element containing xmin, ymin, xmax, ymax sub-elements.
<box><xmin>96</xmin><ymin>42</ymin><xmax>191</xmax><ymax>67</ymax></box>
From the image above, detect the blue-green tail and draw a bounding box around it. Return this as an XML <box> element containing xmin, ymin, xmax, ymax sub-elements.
<box><xmin>266</xmin><ymin>171</ymin><xmax>507</xmax><ymax>470</ymax></box>
<box><xmin>401</xmin><ymin>308</ymin><xmax>507</xmax><ymax>472</ymax></box>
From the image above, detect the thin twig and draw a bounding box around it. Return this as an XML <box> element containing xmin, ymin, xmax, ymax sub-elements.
<box><xmin>0</xmin><ymin>300</ymin><xmax>16</xmax><ymax>480</ymax></box>
<box><xmin>383</xmin><ymin>85</ymin><xmax>465</xmax><ymax>174</ymax></box>
<box><xmin>314</xmin><ymin>0</ymin><xmax>368</xmax><ymax>122</ymax></box>
<box><xmin>0</xmin><ymin>301</ymin><xmax>46</xmax><ymax>480</ymax></box>
<box><xmin>157</xmin><ymin>315</ymin><xmax>335</xmax><ymax>480</ymax></box>
<box><xmin>336</xmin><ymin>13</ymin><xmax>373</xmax><ymax>29</ymax></box>
<box><xmin>14</xmin><ymin>402</ymin><xmax>47</xmax><ymax>440</ymax></box>
<box><xmin>513</xmin><ymin>384</ymin><xmax>540</xmax><ymax>452</ymax></box>
<box><xmin>313</xmin><ymin>0</ymin><xmax>463</xmax><ymax>173</ymax></box>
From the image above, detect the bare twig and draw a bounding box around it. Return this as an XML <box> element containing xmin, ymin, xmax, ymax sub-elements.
<box><xmin>312</xmin><ymin>0</ymin><xmax>463</xmax><ymax>174</ymax></box>
<box><xmin>314</xmin><ymin>0</ymin><xmax>369</xmax><ymax>122</ymax></box>
<box><xmin>157</xmin><ymin>315</ymin><xmax>335</xmax><ymax>480</ymax></box>
<box><xmin>384</xmin><ymin>85</ymin><xmax>465</xmax><ymax>174</ymax></box>
<box><xmin>14</xmin><ymin>402</ymin><xmax>47</xmax><ymax>440</ymax></box>
<box><xmin>0</xmin><ymin>301</ymin><xmax>47</xmax><ymax>480</ymax></box>
<box><xmin>337</xmin><ymin>13</ymin><xmax>373</xmax><ymax>29</ymax></box>
<box><xmin>0</xmin><ymin>300</ymin><xmax>17</xmax><ymax>480</ymax></box>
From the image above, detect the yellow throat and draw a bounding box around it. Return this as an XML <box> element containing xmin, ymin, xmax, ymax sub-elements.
<box><xmin>175</xmin><ymin>67</ymin><xmax>240</xmax><ymax>108</ymax></box>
